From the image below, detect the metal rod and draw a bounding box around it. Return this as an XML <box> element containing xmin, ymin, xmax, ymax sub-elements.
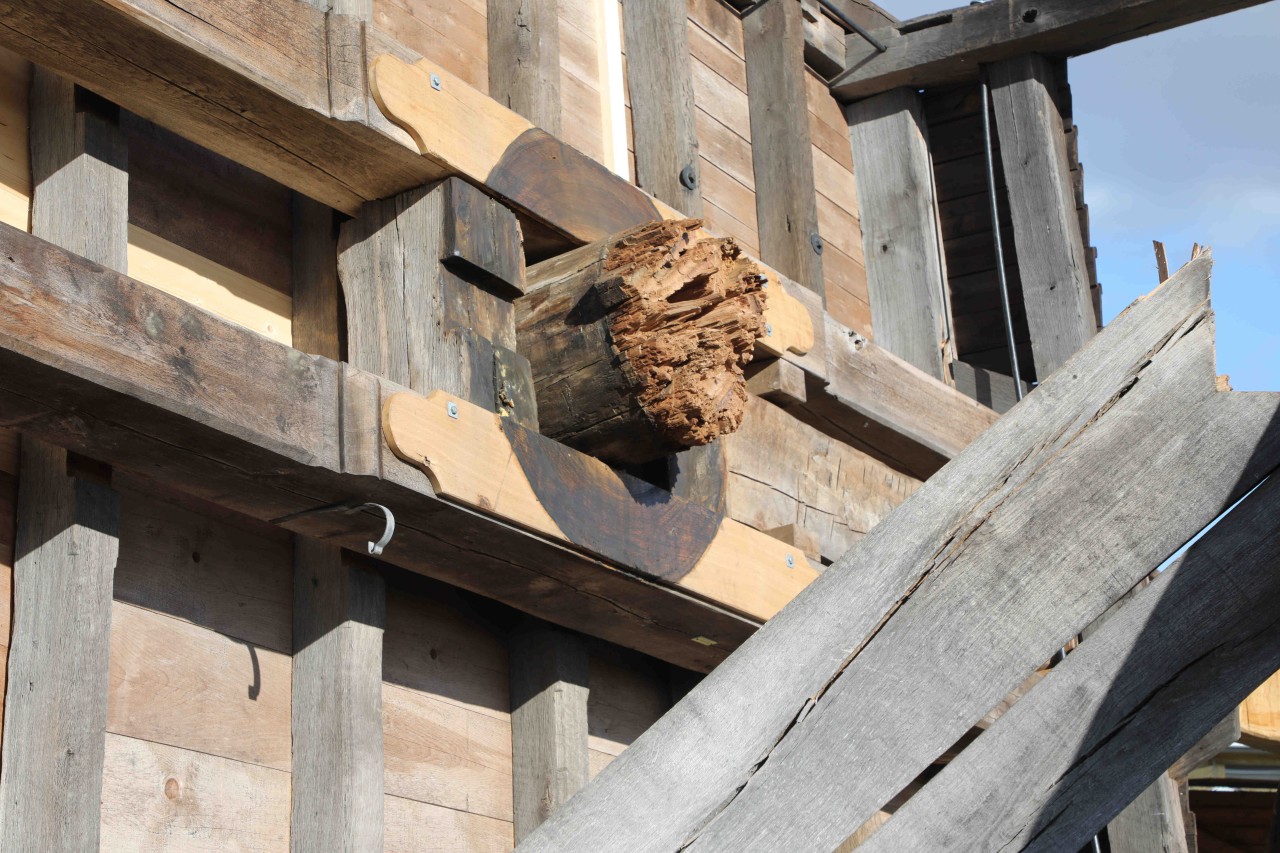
<box><xmin>817</xmin><ymin>0</ymin><xmax>888</xmax><ymax>53</ymax></box>
<box><xmin>978</xmin><ymin>73</ymin><xmax>1024</xmax><ymax>402</ymax></box>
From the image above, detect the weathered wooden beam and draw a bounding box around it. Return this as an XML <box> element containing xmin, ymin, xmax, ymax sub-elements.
<box><xmin>743</xmin><ymin>0</ymin><xmax>826</xmax><ymax>298</ymax></box>
<box><xmin>509</xmin><ymin>620</ymin><xmax>589</xmax><ymax>843</ymax></box>
<box><xmin>990</xmin><ymin>54</ymin><xmax>1096</xmax><ymax>379</ymax></box>
<box><xmin>623</xmin><ymin>0</ymin><xmax>702</xmax><ymax>215</ymax></box>
<box><xmin>950</xmin><ymin>360</ymin><xmax>1027</xmax><ymax>414</ymax></box>
<box><xmin>488</xmin><ymin>0</ymin><xmax>562</xmax><ymax>134</ymax></box>
<box><xmin>1108</xmin><ymin>774</ymin><xmax>1191</xmax><ymax>853</ymax></box>
<box><xmin>515</xmin><ymin>254</ymin><xmax>1280</xmax><ymax>853</ymax></box>
<box><xmin>846</xmin><ymin>87</ymin><xmax>950</xmax><ymax>381</ymax></box>
<box><xmin>801</xmin><ymin>0</ymin><xmax>845</xmax><ymax>79</ymax></box>
<box><xmin>291</xmin><ymin>538</ymin><xmax>385</xmax><ymax>852</ymax></box>
<box><xmin>0</xmin><ymin>70</ymin><xmax>125</xmax><ymax>851</ymax></box>
<box><xmin>831</xmin><ymin>0</ymin><xmax>1271</xmax><ymax>101</ymax></box>
<box><xmin>0</xmin><ymin>221</ymin><xmax>769</xmax><ymax>672</ymax></box>
<box><xmin>861</xmin><ymin>473</ymin><xmax>1280</xmax><ymax>852</ymax></box>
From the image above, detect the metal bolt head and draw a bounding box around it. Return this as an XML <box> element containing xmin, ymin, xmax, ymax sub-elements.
<box><xmin>446</xmin><ymin>401</ymin><xmax>460</xmax><ymax>419</ymax></box>
<box><xmin>785</xmin><ymin>553</ymin><xmax>795</xmax><ymax>568</ymax></box>
<box><xmin>810</xmin><ymin>233</ymin><xmax>825</xmax><ymax>255</ymax></box>
<box><xmin>765</xmin><ymin>323</ymin><xmax>773</xmax><ymax>337</ymax></box>
<box><xmin>430</xmin><ymin>73</ymin><xmax>442</xmax><ymax>91</ymax></box>
<box><xmin>679</xmin><ymin>164</ymin><xmax>698</xmax><ymax>191</ymax></box>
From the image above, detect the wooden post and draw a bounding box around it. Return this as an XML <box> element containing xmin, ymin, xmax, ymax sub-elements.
<box><xmin>846</xmin><ymin>87</ymin><xmax>951</xmax><ymax>382</ymax></box>
<box><xmin>0</xmin><ymin>69</ymin><xmax>126</xmax><ymax>851</ymax></box>
<box><xmin>488</xmin><ymin>0</ymin><xmax>562</xmax><ymax>134</ymax></box>
<box><xmin>509</xmin><ymin>620</ymin><xmax>590</xmax><ymax>843</ymax></box>
<box><xmin>743</xmin><ymin>0</ymin><xmax>825</xmax><ymax>299</ymax></box>
<box><xmin>1108</xmin><ymin>773</ymin><xmax>1190</xmax><ymax>853</ymax></box>
<box><xmin>292</xmin><ymin>195</ymin><xmax>342</xmax><ymax>360</ymax></box>
<box><xmin>291</xmin><ymin>539</ymin><xmax>385</xmax><ymax>852</ymax></box>
<box><xmin>989</xmin><ymin>54</ymin><xmax>1096</xmax><ymax>379</ymax></box>
<box><xmin>622</xmin><ymin>0</ymin><xmax>702</xmax><ymax>215</ymax></box>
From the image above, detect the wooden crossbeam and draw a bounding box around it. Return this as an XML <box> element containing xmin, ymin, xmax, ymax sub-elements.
<box><xmin>515</xmin><ymin>256</ymin><xmax>1280</xmax><ymax>852</ymax></box>
<box><xmin>832</xmin><ymin>0</ymin><xmax>1271</xmax><ymax>101</ymax></box>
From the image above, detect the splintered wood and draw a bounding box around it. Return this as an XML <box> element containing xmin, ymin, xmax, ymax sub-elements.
<box><xmin>518</xmin><ymin>219</ymin><xmax>765</xmax><ymax>465</ymax></box>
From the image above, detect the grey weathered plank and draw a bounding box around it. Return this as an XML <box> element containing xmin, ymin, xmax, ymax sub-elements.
<box><xmin>743</xmin><ymin>0</ymin><xmax>825</xmax><ymax>298</ymax></box>
<box><xmin>1169</xmin><ymin>711</ymin><xmax>1240</xmax><ymax>780</ymax></box>
<box><xmin>515</xmin><ymin>254</ymin><xmax>1280</xmax><ymax>853</ymax></box>
<box><xmin>861</xmin><ymin>472</ymin><xmax>1280</xmax><ymax>853</ymax></box>
<box><xmin>509</xmin><ymin>620</ymin><xmax>590</xmax><ymax>843</ymax></box>
<box><xmin>623</xmin><ymin>0</ymin><xmax>702</xmax><ymax>215</ymax></box>
<box><xmin>1108</xmin><ymin>774</ymin><xmax>1190</xmax><ymax>853</ymax></box>
<box><xmin>845</xmin><ymin>87</ymin><xmax>949</xmax><ymax>381</ymax></box>
<box><xmin>990</xmin><ymin>54</ymin><xmax>1096</xmax><ymax>380</ymax></box>
<box><xmin>951</xmin><ymin>360</ymin><xmax>1027</xmax><ymax>414</ymax></box>
<box><xmin>488</xmin><ymin>0</ymin><xmax>562</xmax><ymax>134</ymax></box>
<box><xmin>0</xmin><ymin>440</ymin><xmax>121</xmax><ymax>851</ymax></box>
<box><xmin>0</xmin><ymin>69</ymin><xmax>126</xmax><ymax>852</ymax></box>
<box><xmin>832</xmin><ymin>0</ymin><xmax>1271</xmax><ymax>100</ymax></box>
<box><xmin>291</xmin><ymin>537</ymin><xmax>385</xmax><ymax>853</ymax></box>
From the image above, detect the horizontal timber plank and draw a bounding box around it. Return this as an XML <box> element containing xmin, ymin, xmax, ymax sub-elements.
<box><xmin>832</xmin><ymin>0</ymin><xmax>1272</xmax><ymax>101</ymax></box>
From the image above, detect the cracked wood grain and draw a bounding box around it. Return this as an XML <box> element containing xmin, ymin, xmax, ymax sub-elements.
<box><xmin>515</xmin><ymin>253</ymin><xmax>1280</xmax><ymax>853</ymax></box>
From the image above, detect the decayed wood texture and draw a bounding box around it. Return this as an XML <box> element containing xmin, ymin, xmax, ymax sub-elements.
<box><xmin>0</xmin><ymin>440</ymin><xmax>120</xmax><ymax>851</ymax></box>
<box><xmin>0</xmin><ymin>70</ymin><xmax>125</xmax><ymax>852</ymax></box>
<box><xmin>862</xmin><ymin>473</ymin><xmax>1280</xmax><ymax>852</ymax></box>
<box><xmin>623</xmin><ymin>0</ymin><xmax>701</xmax><ymax>216</ymax></box>
<box><xmin>0</xmin><ymin>221</ymin><xmax>760</xmax><ymax>672</ymax></box>
<box><xmin>509</xmin><ymin>621</ymin><xmax>589</xmax><ymax>842</ymax></box>
<box><xmin>1108</xmin><ymin>774</ymin><xmax>1190</xmax><ymax>853</ymax></box>
<box><xmin>832</xmin><ymin>0</ymin><xmax>1272</xmax><ymax>101</ymax></box>
<box><xmin>846</xmin><ymin>87</ymin><xmax>950</xmax><ymax>381</ymax></box>
<box><xmin>382</xmin><ymin>391</ymin><xmax>818</xmax><ymax>622</ymax></box>
<box><xmin>516</xmin><ymin>254</ymin><xmax>1280</xmax><ymax>853</ymax></box>
<box><xmin>488</xmin><ymin>0</ymin><xmax>561</xmax><ymax>134</ymax></box>
<box><xmin>743</xmin><ymin>0</ymin><xmax>825</xmax><ymax>297</ymax></box>
<box><xmin>291</xmin><ymin>539</ymin><xmax>385</xmax><ymax>852</ymax></box>
<box><xmin>990</xmin><ymin>54</ymin><xmax>1096</xmax><ymax>379</ymax></box>
<box><xmin>722</xmin><ymin>396</ymin><xmax>920</xmax><ymax>564</ymax></box>
<box><xmin>518</xmin><ymin>219</ymin><xmax>765</xmax><ymax>464</ymax></box>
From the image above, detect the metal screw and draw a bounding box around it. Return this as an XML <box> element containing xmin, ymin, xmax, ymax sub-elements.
<box><xmin>785</xmin><ymin>553</ymin><xmax>795</xmax><ymax>568</ymax></box>
<box><xmin>765</xmin><ymin>323</ymin><xmax>773</xmax><ymax>337</ymax></box>
<box><xmin>810</xmin><ymin>233</ymin><xmax>825</xmax><ymax>255</ymax></box>
<box><xmin>430</xmin><ymin>73</ymin><xmax>442</xmax><ymax>91</ymax></box>
<box><xmin>679</xmin><ymin>164</ymin><xmax>698</xmax><ymax>191</ymax></box>
<box><xmin>446</xmin><ymin>401</ymin><xmax>460</xmax><ymax>419</ymax></box>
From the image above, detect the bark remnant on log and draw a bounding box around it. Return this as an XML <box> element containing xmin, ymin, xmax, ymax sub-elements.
<box><xmin>518</xmin><ymin>219</ymin><xmax>766</xmax><ymax>465</ymax></box>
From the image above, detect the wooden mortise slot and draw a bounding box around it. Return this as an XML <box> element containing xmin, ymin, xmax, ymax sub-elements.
<box><xmin>382</xmin><ymin>390</ymin><xmax>819</xmax><ymax>622</ymax></box>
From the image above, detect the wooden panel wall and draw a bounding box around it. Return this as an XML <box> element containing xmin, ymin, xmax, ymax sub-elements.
<box><xmin>382</xmin><ymin>578</ymin><xmax>516</xmax><ymax>851</ymax></box>
<box><xmin>686</xmin><ymin>0</ymin><xmax>759</xmax><ymax>256</ymax></box>
<box><xmin>723</xmin><ymin>397</ymin><xmax>919</xmax><ymax>565</ymax></box>
<box><xmin>0</xmin><ymin>48</ymin><xmax>31</xmax><ymax>231</ymax></box>
<box><xmin>0</xmin><ymin>430</ymin><xmax>15</xmax><ymax>746</ymax></box>
<box><xmin>806</xmin><ymin>70</ymin><xmax>870</xmax><ymax>336</ymax></box>
<box><xmin>375</xmin><ymin>0</ymin><xmax>490</xmax><ymax>94</ymax></box>
<box><xmin>586</xmin><ymin>641</ymin><xmax>672</xmax><ymax>779</ymax></box>
<box><xmin>102</xmin><ymin>487</ymin><xmax>294</xmax><ymax>851</ymax></box>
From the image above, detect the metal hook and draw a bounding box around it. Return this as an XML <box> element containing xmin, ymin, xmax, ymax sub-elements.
<box><xmin>270</xmin><ymin>500</ymin><xmax>398</xmax><ymax>556</ymax></box>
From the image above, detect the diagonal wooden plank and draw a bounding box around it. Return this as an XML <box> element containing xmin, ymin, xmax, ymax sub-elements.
<box><xmin>516</xmin><ymin>254</ymin><xmax>1280</xmax><ymax>853</ymax></box>
<box><xmin>860</xmin><ymin>472</ymin><xmax>1280</xmax><ymax>852</ymax></box>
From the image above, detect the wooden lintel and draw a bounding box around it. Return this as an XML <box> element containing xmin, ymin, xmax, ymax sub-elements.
<box><xmin>0</xmin><ymin>220</ymin><xmax>759</xmax><ymax>672</ymax></box>
<box><xmin>832</xmin><ymin>0</ymin><xmax>1270</xmax><ymax>101</ymax></box>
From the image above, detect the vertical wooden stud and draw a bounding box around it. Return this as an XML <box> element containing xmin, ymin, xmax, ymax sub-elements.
<box><xmin>291</xmin><ymin>538</ymin><xmax>385</xmax><ymax>853</ymax></box>
<box><xmin>989</xmin><ymin>54</ymin><xmax>1096</xmax><ymax>379</ymax></box>
<box><xmin>510</xmin><ymin>620</ymin><xmax>590</xmax><ymax>843</ymax></box>
<box><xmin>622</xmin><ymin>0</ymin><xmax>703</xmax><ymax>215</ymax></box>
<box><xmin>0</xmin><ymin>69</ymin><xmax>126</xmax><ymax>852</ymax></box>
<box><xmin>1106</xmin><ymin>772</ymin><xmax>1190</xmax><ymax>853</ymax></box>
<box><xmin>846</xmin><ymin>88</ymin><xmax>950</xmax><ymax>382</ymax></box>
<box><xmin>292</xmin><ymin>194</ymin><xmax>342</xmax><ymax>360</ymax></box>
<box><xmin>488</xmin><ymin>0</ymin><xmax>563</xmax><ymax>134</ymax></box>
<box><xmin>743</xmin><ymin>0</ymin><xmax>826</xmax><ymax>299</ymax></box>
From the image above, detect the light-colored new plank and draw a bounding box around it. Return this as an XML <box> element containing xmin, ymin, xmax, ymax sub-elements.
<box><xmin>108</xmin><ymin>602</ymin><xmax>292</xmax><ymax>772</ymax></box>
<box><xmin>100</xmin><ymin>733</ymin><xmax>290</xmax><ymax>853</ymax></box>
<box><xmin>384</xmin><ymin>793</ymin><xmax>513</xmax><ymax>853</ymax></box>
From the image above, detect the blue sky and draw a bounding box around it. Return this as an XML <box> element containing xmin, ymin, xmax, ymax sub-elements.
<box><xmin>888</xmin><ymin>1</ymin><xmax>1280</xmax><ymax>391</ymax></box>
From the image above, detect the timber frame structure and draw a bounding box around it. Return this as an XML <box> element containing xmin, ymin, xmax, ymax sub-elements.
<box><xmin>0</xmin><ymin>0</ymin><xmax>1275</xmax><ymax>850</ymax></box>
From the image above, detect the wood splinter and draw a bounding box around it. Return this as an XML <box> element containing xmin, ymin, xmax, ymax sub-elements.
<box><xmin>517</xmin><ymin>219</ymin><xmax>766</xmax><ymax>465</ymax></box>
